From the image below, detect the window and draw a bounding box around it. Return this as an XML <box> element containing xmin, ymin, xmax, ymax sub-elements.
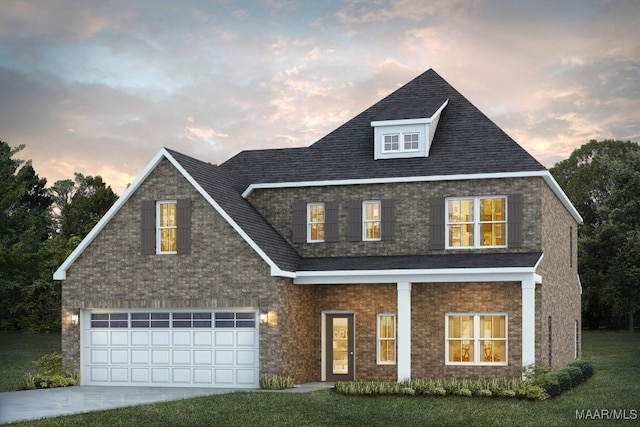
<box><xmin>214</xmin><ymin>312</ymin><xmax>256</xmax><ymax>328</ymax></box>
<box><xmin>157</xmin><ymin>201</ymin><xmax>177</xmax><ymax>253</ymax></box>
<box><xmin>382</xmin><ymin>132</ymin><xmax>420</xmax><ymax>153</ymax></box>
<box><xmin>377</xmin><ymin>314</ymin><xmax>396</xmax><ymax>364</ymax></box>
<box><xmin>446</xmin><ymin>313</ymin><xmax>507</xmax><ymax>365</ymax></box>
<box><xmin>446</xmin><ymin>197</ymin><xmax>506</xmax><ymax>248</ymax></box>
<box><xmin>363</xmin><ymin>201</ymin><xmax>381</xmax><ymax>241</ymax></box>
<box><xmin>308</xmin><ymin>203</ymin><xmax>325</xmax><ymax>242</ymax></box>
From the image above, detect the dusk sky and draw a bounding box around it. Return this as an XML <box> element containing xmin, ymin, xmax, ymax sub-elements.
<box><xmin>1</xmin><ymin>0</ymin><xmax>639</xmax><ymax>195</ymax></box>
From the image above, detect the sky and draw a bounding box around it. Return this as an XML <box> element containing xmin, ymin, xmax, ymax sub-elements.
<box><xmin>1</xmin><ymin>0</ymin><xmax>639</xmax><ymax>195</ymax></box>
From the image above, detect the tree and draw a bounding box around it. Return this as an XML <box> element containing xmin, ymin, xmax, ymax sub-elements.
<box><xmin>551</xmin><ymin>140</ymin><xmax>640</xmax><ymax>331</ymax></box>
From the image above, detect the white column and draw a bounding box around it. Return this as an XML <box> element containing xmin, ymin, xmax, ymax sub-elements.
<box><xmin>521</xmin><ymin>275</ymin><xmax>536</xmax><ymax>371</ymax></box>
<box><xmin>397</xmin><ymin>281</ymin><xmax>412</xmax><ymax>382</ymax></box>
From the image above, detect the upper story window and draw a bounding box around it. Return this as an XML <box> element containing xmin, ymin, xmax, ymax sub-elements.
<box><xmin>446</xmin><ymin>196</ymin><xmax>506</xmax><ymax>249</ymax></box>
<box><xmin>382</xmin><ymin>133</ymin><xmax>420</xmax><ymax>153</ymax></box>
<box><xmin>308</xmin><ymin>202</ymin><xmax>325</xmax><ymax>242</ymax></box>
<box><xmin>363</xmin><ymin>201</ymin><xmax>381</xmax><ymax>241</ymax></box>
<box><xmin>157</xmin><ymin>201</ymin><xmax>177</xmax><ymax>254</ymax></box>
<box><xmin>446</xmin><ymin>313</ymin><xmax>507</xmax><ymax>365</ymax></box>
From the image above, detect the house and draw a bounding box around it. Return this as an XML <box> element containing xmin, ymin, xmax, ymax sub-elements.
<box><xmin>54</xmin><ymin>69</ymin><xmax>582</xmax><ymax>388</ymax></box>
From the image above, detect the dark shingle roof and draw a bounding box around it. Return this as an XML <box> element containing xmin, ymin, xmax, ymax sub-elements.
<box><xmin>219</xmin><ymin>69</ymin><xmax>545</xmax><ymax>183</ymax></box>
<box><xmin>166</xmin><ymin>148</ymin><xmax>301</xmax><ymax>272</ymax></box>
<box><xmin>298</xmin><ymin>252</ymin><xmax>543</xmax><ymax>272</ymax></box>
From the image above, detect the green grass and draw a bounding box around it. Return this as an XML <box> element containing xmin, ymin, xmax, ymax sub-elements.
<box><xmin>3</xmin><ymin>331</ymin><xmax>639</xmax><ymax>426</ymax></box>
<box><xmin>0</xmin><ymin>332</ymin><xmax>61</xmax><ymax>392</ymax></box>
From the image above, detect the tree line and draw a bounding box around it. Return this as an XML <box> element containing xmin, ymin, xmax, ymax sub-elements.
<box><xmin>1</xmin><ymin>139</ymin><xmax>638</xmax><ymax>332</ymax></box>
<box><xmin>0</xmin><ymin>141</ymin><xmax>118</xmax><ymax>331</ymax></box>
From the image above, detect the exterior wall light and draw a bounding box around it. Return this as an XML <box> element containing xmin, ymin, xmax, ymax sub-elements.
<box><xmin>70</xmin><ymin>313</ymin><xmax>79</xmax><ymax>325</ymax></box>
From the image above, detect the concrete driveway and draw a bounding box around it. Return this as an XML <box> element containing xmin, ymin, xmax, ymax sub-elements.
<box><xmin>0</xmin><ymin>383</ymin><xmax>332</xmax><ymax>424</ymax></box>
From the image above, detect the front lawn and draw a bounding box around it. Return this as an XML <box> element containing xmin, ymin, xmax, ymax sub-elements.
<box><xmin>0</xmin><ymin>332</ymin><xmax>60</xmax><ymax>393</ymax></box>
<box><xmin>3</xmin><ymin>330</ymin><xmax>639</xmax><ymax>426</ymax></box>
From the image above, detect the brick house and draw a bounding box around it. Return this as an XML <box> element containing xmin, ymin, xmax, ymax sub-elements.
<box><xmin>54</xmin><ymin>69</ymin><xmax>582</xmax><ymax>388</ymax></box>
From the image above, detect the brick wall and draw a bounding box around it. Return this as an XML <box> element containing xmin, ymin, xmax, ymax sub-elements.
<box><xmin>536</xmin><ymin>184</ymin><xmax>581</xmax><ymax>368</ymax></box>
<box><xmin>61</xmin><ymin>159</ymin><xmax>281</xmax><ymax>374</ymax></box>
<box><xmin>411</xmin><ymin>282</ymin><xmax>522</xmax><ymax>379</ymax></box>
<box><xmin>248</xmin><ymin>177</ymin><xmax>543</xmax><ymax>258</ymax></box>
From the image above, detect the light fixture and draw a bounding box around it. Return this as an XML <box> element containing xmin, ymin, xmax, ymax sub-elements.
<box><xmin>259</xmin><ymin>312</ymin><xmax>268</xmax><ymax>324</ymax></box>
<box><xmin>70</xmin><ymin>313</ymin><xmax>79</xmax><ymax>325</ymax></box>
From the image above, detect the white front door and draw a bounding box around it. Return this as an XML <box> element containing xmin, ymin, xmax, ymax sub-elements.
<box><xmin>81</xmin><ymin>309</ymin><xmax>259</xmax><ymax>388</ymax></box>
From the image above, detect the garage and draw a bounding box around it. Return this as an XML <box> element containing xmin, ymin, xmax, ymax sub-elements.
<box><xmin>81</xmin><ymin>309</ymin><xmax>259</xmax><ymax>388</ymax></box>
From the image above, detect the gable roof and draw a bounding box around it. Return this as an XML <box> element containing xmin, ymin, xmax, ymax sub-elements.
<box><xmin>53</xmin><ymin>148</ymin><xmax>300</xmax><ymax>280</ymax></box>
<box><xmin>219</xmin><ymin>69</ymin><xmax>546</xmax><ymax>184</ymax></box>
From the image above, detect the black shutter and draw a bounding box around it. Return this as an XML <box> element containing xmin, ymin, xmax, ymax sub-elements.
<box><xmin>324</xmin><ymin>201</ymin><xmax>339</xmax><ymax>242</ymax></box>
<box><xmin>381</xmin><ymin>199</ymin><xmax>396</xmax><ymax>241</ymax></box>
<box><xmin>347</xmin><ymin>200</ymin><xmax>362</xmax><ymax>241</ymax></box>
<box><xmin>508</xmin><ymin>193</ymin><xmax>523</xmax><ymax>248</ymax></box>
<box><xmin>141</xmin><ymin>200</ymin><xmax>156</xmax><ymax>255</ymax></box>
<box><xmin>429</xmin><ymin>197</ymin><xmax>446</xmax><ymax>250</ymax></box>
<box><xmin>292</xmin><ymin>200</ymin><xmax>307</xmax><ymax>243</ymax></box>
<box><xmin>176</xmin><ymin>199</ymin><xmax>192</xmax><ymax>254</ymax></box>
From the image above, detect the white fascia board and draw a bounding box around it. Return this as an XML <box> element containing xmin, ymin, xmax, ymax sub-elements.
<box><xmin>242</xmin><ymin>170</ymin><xmax>549</xmax><ymax>198</ymax></box>
<box><xmin>371</xmin><ymin>118</ymin><xmax>431</xmax><ymax>127</ymax></box>
<box><xmin>53</xmin><ymin>149</ymin><xmax>169</xmax><ymax>280</ymax></box>
<box><xmin>293</xmin><ymin>267</ymin><xmax>537</xmax><ymax>285</ymax></box>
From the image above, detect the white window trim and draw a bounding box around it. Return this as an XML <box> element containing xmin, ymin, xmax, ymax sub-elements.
<box><xmin>377</xmin><ymin>313</ymin><xmax>396</xmax><ymax>365</ymax></box>
<box><xmin>445</xmin><ymin>312</ymin><xmax>508</xmax><ymax>366</ymax></box>
<box><xmin>156</xmin><ymin>200</ymin><xmax>177</xmax><ymax>254</ymax></box>
<box><xmin>362</xmin><ymin>200</ymin><xmax>381</xmax><ymax>242</ymax></box>
<box><xmin>381</xmin><ymin>131</ymin><xmax>421</xmax><ymax>153</ymax></box>
<box><xmin>445</xmin><ymin>196</ymin><xmax>508</xmax><ymax>249</ymax></box>
<box><xmin>307</xmin><ymin>202</ymin><xmax>325</xmax><ymax>243</ymax></box>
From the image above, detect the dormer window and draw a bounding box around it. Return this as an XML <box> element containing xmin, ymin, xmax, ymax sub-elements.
<box><xmin>372</xmin><ymin>98</ymin><xmax>448</xmax><ymax>160</ymax></box>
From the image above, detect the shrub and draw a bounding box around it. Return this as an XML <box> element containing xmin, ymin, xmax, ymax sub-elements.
<box><xmin>563</xmin><ymin>366</ymin><xmax>584</xmax><ymax>387</ymax></box>
<box><xmin>22</xmin><ymin>352</ymin><xmax>79</xmax><ymax>390</ymax></box>
<box><xmin>259</xmin><ymin>374</ymin><xmax>294</xmax><ymax>390</ymax></box>
<box><xmin>567</xmin><ymin>360</ymin><xmax>594</xmax><ymax>379</ymax></box>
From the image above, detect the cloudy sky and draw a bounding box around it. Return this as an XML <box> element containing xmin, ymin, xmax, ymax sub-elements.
<box><xmin>1</xmin><ymin>0</ymin><xmax>639</xmax><ymax>194</ymax></box>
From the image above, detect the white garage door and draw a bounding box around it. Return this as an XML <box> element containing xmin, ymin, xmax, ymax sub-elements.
<box><xmin>81</xmin><ymin>309</ymin><xmax>259</xmax><ymax>388</ymax></box>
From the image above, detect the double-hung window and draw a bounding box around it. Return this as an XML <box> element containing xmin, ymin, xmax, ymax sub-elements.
<box><xmin>363</xmin><ymin>201</ymin><xmax>381</xmax><ymax>241</ymax></box>
<box><xmin>157</xmin><ymin>201</ymin><xmax>177</xmax><ymax>253</ymax></box>
<box><xmin>446</xmin><ymin>313</ymin><xmax>507</xmax><ymax>365</ymax></box>
<box><xmin>446</xmin><ymin>196</ymin><xmax>506</xmax><ymax>248</ymax></box>
<box><xmin>377</xmin><ymin>314</ymin><xmax>396</xmax><ymax>364</ymax></box>
<box><xmin>308</xmin><ymin>203</ymin><xmax>325</xmax><ymax>242</ymax></box>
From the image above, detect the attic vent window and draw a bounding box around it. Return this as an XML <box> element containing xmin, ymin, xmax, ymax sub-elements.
<box><xmin>372</xmin><ymin>98</ymin><xmax>448</xmax><ymax>160</ymax></box>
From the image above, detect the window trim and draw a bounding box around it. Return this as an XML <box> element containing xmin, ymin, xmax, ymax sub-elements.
<box><xmin>445</xmin><ymin>313</ymin><xmax>508</xmax><ymax>366</ymax></box>
<box><xmin>445</xmin><ymin>196</ymin><xmax>507</xmax><ymax>249</ymax></box>
<box><xmin>377</xmin><ymin>313</ymin><xmax>396</xmax><ymax>365</ymax></box>
<box><xmin>362</xmin><ymin>200</ymin><xmax>382</xmax><ymax>241</ymax></box>
<box><xmin>307</xmin><ymin>202</ymin><xmax>325</xmax><ymax>243</ymax></box>
<box><xmin>156</xmin><ymin>200</ymin><xmax>177</xmax><ymax>254</ymax></box>
<box><xmin>381</xmin><ymin>131</ymin><xmax>421</xmax><ymax>153</ymax></box>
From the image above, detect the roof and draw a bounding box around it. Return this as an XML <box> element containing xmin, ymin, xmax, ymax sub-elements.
<box><xmin>219</xmin><ymin>69</ymin><xmax>546</xmax><ymax>184</ymax></box>
<box><xmin>298</xmin><ymin>252</ymin><xmax>544</xmax><ymax>272</ymax></box>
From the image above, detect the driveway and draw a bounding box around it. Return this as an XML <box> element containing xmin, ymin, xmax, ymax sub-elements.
<box><xmin>0</xmin><ymin>383</ymin><xmax>332</xmax><ymax>424</ymax></box>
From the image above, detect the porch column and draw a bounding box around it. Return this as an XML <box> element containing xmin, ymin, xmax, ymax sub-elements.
<box><xmin>397</xmin><ymin>281</ymin><xmax>411</xmax><ymax>381</ymax></box>
<box><xmin>521</xmin><ymin>275</ymin><xmax>536</xmax><ymax>371</ymax></box>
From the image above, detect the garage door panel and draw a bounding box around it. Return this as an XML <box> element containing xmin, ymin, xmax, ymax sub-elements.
<box><xmin>82</xmin><ymin>310</ymin><xmax>258</xmax><ymax>388</ymax></box>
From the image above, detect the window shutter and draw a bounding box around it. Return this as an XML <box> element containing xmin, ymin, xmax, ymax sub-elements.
<box><xmin>508</xmin><ymin>193</ymin><xmax>523</xmax><ymax>248</ymax></box>
<box><xmin>381</xmin><ymin>199</ymin><xmax>396</xmax><ymax>241</ymax></box>
<box><xmin>347</xmin><ymin>200</ymin><xmax>363</xmax><ymax>241</ymax></box>
<box><xmin>292</xmin><ymin>200</ymin><xmax>307</xmax><ymax>243</ymax></box>
<box><xmin>176</xmin><ymin>199</ymin><xmax>192</xmax><ymax>254</ymax></box>
<box><xmin>141</xmin><ymin>200</ymin><xmax>156</xmax><ymax>255</ymax></box>
<box><xmin>429</xmin><ymin>197</ymin><xmax>446</xmax><ymax>250</ymax></box>
<box><xmin>324</xmin><ymin>201</ymin><xmax>339</xmax><ymax>242</ymax></box>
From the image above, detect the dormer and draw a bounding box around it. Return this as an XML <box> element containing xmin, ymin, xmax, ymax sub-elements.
<box><xmin>371</xmin><ymin>98</ymin><xmax>448</xmax><ymax>160</ymax></box>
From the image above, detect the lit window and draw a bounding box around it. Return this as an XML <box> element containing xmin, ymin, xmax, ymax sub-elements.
<box><xmin>363</xmin><ymin>201</ymin><xmax>381</xmax><ymax>241</ymax></box>
<box><xmin>446</xmin><ymin>197</ymin><xmax>506</xmax><ymax>248</ymax></box>
<box><xmin>157</xmin><ymin>201</ymin><xmax>177</xmax><ymax>253</ymax></box>
<box><xmin>377</xmin><ymin>314</ymin><xmax>396</xmax><ymax>364</ymax></box>
<box><xmin>446</xmin><ymin>313</ymin><xmax>507</xmax><ymax>365</ymax></box>
<box><xmin>308</xmin><ymin>203</ymin><xmax>325</xmax><ymax>242</ymax></box>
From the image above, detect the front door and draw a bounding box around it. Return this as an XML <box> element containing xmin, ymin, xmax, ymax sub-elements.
<box><xmin>325</xmin><ymin>313</ymin><xmax>354</xmax><ymax>381</ymax></box>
